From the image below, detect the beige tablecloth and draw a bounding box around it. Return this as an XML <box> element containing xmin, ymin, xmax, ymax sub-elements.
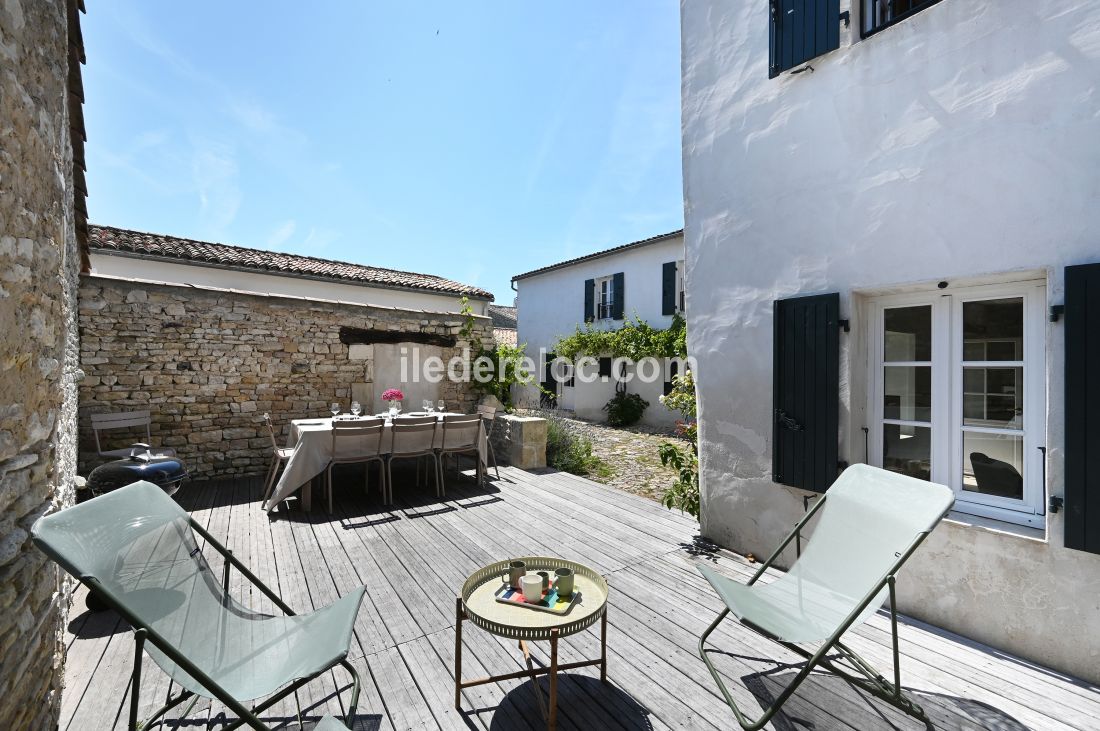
<box><xmin>262</xmin><ymin>414</ymin><xmax>488</xmax><ymax>511</ymax></box>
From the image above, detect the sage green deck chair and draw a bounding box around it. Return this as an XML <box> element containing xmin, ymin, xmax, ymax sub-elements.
<box><xmin>32</xmin><ymin>481</ymin><xmax>365</xmax><ymax>731</ymax></box>
<box><xmin>697</xmin><ymin>464</ymin><xmax>954</xmax><ymax>730</ymax></box>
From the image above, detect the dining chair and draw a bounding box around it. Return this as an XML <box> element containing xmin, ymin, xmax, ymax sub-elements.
<box><xmin>437</xmin><ymin>414</ymin><xmax>483</xmax><ymax>492</ymax></box>
<box><xmin>261</xmin><ymin>413</ymin><xmax>294</xmax><ymax>504</ymax></box>
<box><xmin>326</xmin><ymin>418</ymin><xmax>386</xmax><ymax>514</ymax></box>
<box><xmin>475</xmin><ymin>405</ymin><xmax>502</xmax><ymax>480</ymax></box>
<box><xmin>387</xmin><ymin>419</ymin><xmax>440</xmax><ymax>503</ymax></box>
<box><xmin>89</xmin><ymin>409</ymin><xmax>176</xmax><ymax>459</ymax></box>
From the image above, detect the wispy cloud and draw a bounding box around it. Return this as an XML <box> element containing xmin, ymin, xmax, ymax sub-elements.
<box><xmin>191</xmin><ymin>139</ymin><xmax>241</xmax><ymax>235</ymax></box>
<box><xmin>267</xmin><ymin>220</ymin><xmax>297</xmax><ymax>249</ymax></box>
<box><xmin>302</xmin><ymin>227</ymin><xmax>339</xmax><ymax>251</ymax></box>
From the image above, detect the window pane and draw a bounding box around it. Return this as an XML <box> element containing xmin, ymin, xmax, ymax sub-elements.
<box><xmin>883</xmin><ymin>366</ymin><xmax>931</xmax><ymax>422</ymax></box>
<box><xmin>963</xmin><ymin>298</ymin><xmax>1023</xmax><ymax>361</ymax></box>
<box><xmin>884</xmin><ymin>424</ymin><xmax>931</xmax><ymax>481</ymax></box>
<box><xmin>884</xmin><ymin>306</ymin><xmax>932</xmax><ymax>362</ymax></box>
<box><xmin>962</xmin><ymin>367</ymin><xmax>1022</xmax><ymax>428</ymax></box>
<box><xmin>963</xmin><ymin>433</ymin><xmax>1024</xmax><ymax>500</ymax></box>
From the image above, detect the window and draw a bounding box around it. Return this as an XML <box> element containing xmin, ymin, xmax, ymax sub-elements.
<box><xmin>862</xmin><ymin>0</ymin><xmax>943</xmax><ymax>37</ymax></box>
<box><xmin>868</xmin><ymin>282</ymin><xmax>1046</xmax><ymax>527</ymax></box>
<box><xmin>676</xmin><ymin>259</ymin><xmax>686</xmax><ymax>313</ymax></box>
<box><xmin>596</xmin><ymin>276</ymin><xmax>615</xmax><ymax>320</ymax></box>
<box><xmin>663</xmin><ymin>260</ymin><xmax>686</xmax><ymax>315</ymax></box>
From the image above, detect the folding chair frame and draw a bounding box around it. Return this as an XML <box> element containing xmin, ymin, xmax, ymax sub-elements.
<box><xmin>698</xmin><ymin>494</ymin><xmax>943</xmax><ymax>731</ymax></box>
<box><xmin>79</xmin><ymin>515</ymin><xmax>360</xmax><ymax>731</ymax></box>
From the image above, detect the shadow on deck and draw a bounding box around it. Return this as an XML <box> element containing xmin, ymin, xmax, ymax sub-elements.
<box><xmin>60</xmin><ymin>465</ymin><xmax>1099</xmax><ymax>730</ymax></box>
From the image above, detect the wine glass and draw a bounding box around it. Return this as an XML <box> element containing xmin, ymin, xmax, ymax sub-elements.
<box><xmin>437</xmin><ymin>399</ymin><xmax>446</xmax><ymax>414</ymax></box>
<box><xmin>330</xmin><ymin>403</ymin><xmax>340</xmax><ymax>419</ymax></box>
<box><xmin>394</xmin><ymin>402</ymin><xmax>402</xmax><ymax>416</ymax></box>
<box><xmin>350</xmin><ymin>401</ymin><xmax>361</xmax><ymax>417</ymax></box>
<box><xmin>422</xmin><ymin>398</ymin><xmax>431</xmax><ymax>413</ymax></box>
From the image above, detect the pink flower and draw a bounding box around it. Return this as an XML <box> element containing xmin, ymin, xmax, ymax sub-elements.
<box><xmin>381</xmin><ymin>388</ymin><xmax>405</xmax><ymax>401</ymax></box>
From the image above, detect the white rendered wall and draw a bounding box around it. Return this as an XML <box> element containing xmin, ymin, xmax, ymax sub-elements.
<box><xmin>90</xmin><ymin>253</ymin><xmax>489</xmax><ymax>315</ymax></box>
<box><xmin>515</xmin><ymin>235</ymin><xmax>684</xmax><ymax>427</ymax></box>
<box><xmin>681</xmin><ymin>0</ymin><xmax>1100</xmax><ymax>681</ymax></box>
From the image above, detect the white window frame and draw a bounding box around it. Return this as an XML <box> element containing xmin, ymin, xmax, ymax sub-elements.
<box><xmin>595</xmin><ymin>275</ymin><xmax>615</xmax><ymax>320</ymax></box>
<box><xmin>867</xmin><ymin>280</ymin><xmax>1047</xmax><ymax>527</ymax></box>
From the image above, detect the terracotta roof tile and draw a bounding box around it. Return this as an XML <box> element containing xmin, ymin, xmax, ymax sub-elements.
<box><xmin>488</xmin><ymin>304</ymin><xmax>517</xmax><ymax>329</ymax></box>
<box><xmin>89</xmin><ymin>224</ymin><xmax>494</xmax><ymax>300</ymax></box>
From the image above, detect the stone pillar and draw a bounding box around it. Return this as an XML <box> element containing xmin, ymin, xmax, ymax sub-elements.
<box><xmin>489</xmin><ymin>415</ymin><xmax>547</xmax><ymax>469</ymax></box>
<box><xmin>0</xmin><ymin>1</ymin><xmax>83</xmax><ymax>728</ymax></box>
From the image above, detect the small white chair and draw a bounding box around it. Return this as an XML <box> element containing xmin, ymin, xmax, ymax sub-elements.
<box><xmin>437</xmin><ymin>414</ymin><xmax>483</xmax><ymax>492</ymax></box>
<box><xmin>261</xmin><ymin>413</ymin><xmax>294</xmax><ymax>504</ymax></box>
<box><xmin>325</xmin><ymin>418</ymin><xmax>386</xmax><ymax>514</ymax></box>
<box><xmin>476</xmin><ymin>405</ymin><xmax>502</xmax><ymax>480</ymax></box>
<box><xmin>387</xmin><ymin>419</ymin><xmax>440</xmax><ymax>504</ymax></box>
<box><xmin>89</xmin><ymin>410</ymin><xmax>176</xmax><ymax>459</ymax></box>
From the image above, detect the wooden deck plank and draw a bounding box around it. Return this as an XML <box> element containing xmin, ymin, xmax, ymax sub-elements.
<box><xmin>60</xmin><ymin>468</ymin><xmax>1100</xmax><ymax>731</ymax></box>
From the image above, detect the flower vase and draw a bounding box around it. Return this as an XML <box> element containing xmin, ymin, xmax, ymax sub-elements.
<box><xmin>388</xmin><ymin>399</ymin><xmax>401</xmax><ymax>417</ymax></box>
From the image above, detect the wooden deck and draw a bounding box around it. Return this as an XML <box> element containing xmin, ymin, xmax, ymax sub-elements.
<box><xmin>61</xmin><ymin>465</ymin><xmax>1100</xmax><ymax>730</ymax></box>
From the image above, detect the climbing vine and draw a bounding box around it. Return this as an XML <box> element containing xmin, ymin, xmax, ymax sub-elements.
<box><xmin>553</xmin><ymin>314</ymin><xmax>687</xmax><ymax>361</ymax></box>
<box><xmin>459</xmin><ymin>297</ymin><xmax>534</xmax><ymax>408</ymax></box>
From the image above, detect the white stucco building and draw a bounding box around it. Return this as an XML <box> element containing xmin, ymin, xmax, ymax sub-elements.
<box><xmin>681</xmin><ymin>0</ymin><xmax>1100</xmax><ymax>683</ymax></box>
<box><xmin>513</xmin><ymin>231</ymin><xmax>685</xmax><ymax>427</ymax></box>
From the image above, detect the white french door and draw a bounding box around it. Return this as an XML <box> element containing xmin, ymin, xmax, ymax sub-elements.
<box><xmin>869</xmin><ymin>281</ymin><xmax>1046</xmax><ymax>527</ymax></box>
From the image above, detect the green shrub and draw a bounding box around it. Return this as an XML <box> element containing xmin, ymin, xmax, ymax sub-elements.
<box><xmin>659</xmin><ymin>442</ymin><xmax>700</xmax><ymax>519</ymax></box>
<box><xmin>603</xmin><ymin>391</ymin><xmax>649</xmax><ymax>427</ymax></box>
<box><xmin>545</xmin><ymin>414</ymin><xmax>609</xmax><ymax>477</ymax></box>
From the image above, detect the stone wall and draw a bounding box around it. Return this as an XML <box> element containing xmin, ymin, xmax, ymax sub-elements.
<box><xmin>0</xmin><ymin>1</ymin><xmax>82</xmax><ymax>728</ymax></box>
<box><xmin>78</xmin><ymin>277</ymin><xmax>494</xmax><ymax>480</ymax></box>
<box><xmin>488</xmin><ymin>415</ymin><xmax>547</xmax><ymax>470</ymax></box>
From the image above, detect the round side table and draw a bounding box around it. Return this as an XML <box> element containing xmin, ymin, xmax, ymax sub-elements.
<box><xmin>455</xmin><ymin>556</ymin><xmax>609</xmax><ymax>730</ymax></box>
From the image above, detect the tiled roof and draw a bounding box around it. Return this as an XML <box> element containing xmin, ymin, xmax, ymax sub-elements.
<box><xmin>493</xmin><ymin>327</ymin><xmax>518</xmax><ymax>347</ymax></box>
<box><xmin>88</xmin><ymin>225</ymin><xmax>494</xmax><ymax>300</ymax></box>
<box><xmin>488</xmin><ymin>304</ymin><xmax>517</xmax><ymax>329</ymax></box>
<box><xmin>511</xmin><ymin>229</ymin><xmax>683</xmax><ymax>282</ymax></box>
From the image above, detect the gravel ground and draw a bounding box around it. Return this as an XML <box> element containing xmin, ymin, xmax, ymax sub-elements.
<box><xmin>520</xmin><ymin>410</ymin><xmax>690</xmax><ymax>503</ymax></box>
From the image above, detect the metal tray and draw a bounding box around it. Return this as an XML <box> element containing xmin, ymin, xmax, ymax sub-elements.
<box><xmin>493</xmin><ymin>583</ymin><xmax>581</xmax><ymax>615</ymax></box>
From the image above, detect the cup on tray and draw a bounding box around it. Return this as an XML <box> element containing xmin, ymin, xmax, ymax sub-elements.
<box><xmin>553</xmin><ymin>567</ymin><xmax>575</xmax><ymax>598</ymax></box>
<box><xmin>519</xmin><ymin>574</ymin><xmax>543</xmax><ymax>604</ymax></box>
<box><xmin>503</xmin><ymin>560</ymin><xmax>526</xmax><ymax>589</ymax></box>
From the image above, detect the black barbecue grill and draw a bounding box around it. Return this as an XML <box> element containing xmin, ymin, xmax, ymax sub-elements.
<box><xmin>85</xmin><ymin>443</ymin><xmax>188</xmax><ymax>498</ymax></box>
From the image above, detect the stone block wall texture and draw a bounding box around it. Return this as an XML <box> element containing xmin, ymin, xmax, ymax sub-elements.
<box><xmin>0</xmin><ymin>1</ymin><xmax>82</xmax><ymax>728</ymax></box>
<box><xmin>78</xmin><ymin>277</ymin><xmax>495</xmax><ymax>480</ymax></box>
<box><xmin>488</xmin><ymin>415</ymin><xmax>547</xmax><ymax>470</ymax></box>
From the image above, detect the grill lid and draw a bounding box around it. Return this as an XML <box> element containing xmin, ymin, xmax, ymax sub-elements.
<box><xmin>86</xmin><ymin>444</ymin><xmax>188</xmax><ymax>497</ymax></box>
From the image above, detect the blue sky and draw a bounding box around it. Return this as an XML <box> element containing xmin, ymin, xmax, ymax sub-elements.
<box><xmin>82</xmin><ymin>2</ymin><xmax>684</xmax><ymax>303</ymax></box>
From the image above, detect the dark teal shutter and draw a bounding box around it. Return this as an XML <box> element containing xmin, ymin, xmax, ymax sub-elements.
<box><xmin>584</xmin><ymin>279</ymin><xmax>595</xmax><ymax>323</ymax></box>
<box><xmin>1065</xmin><ymin>263</ymin><xmax>1100</xmax><ymax>554</ymax></box>
<box><xmin>611</xmin><ymin>272</ymin><xmax>625</xmax><ymax>320</ymax></box>
<box><xmin>662</xmin><ymin>262</ymin><xmax>677</xmax><ymax>315</ymax></box>
<box><xmin>541</xmin><ymin>353</ymin><xmax>558</xmax><ymax>408</ymax></box>
<box><xmin>772</xmin><ymin>293</ymin><xmax>840</xmax><ymax>493</ymax></box>
<box><xmin>664</xmin><ymin>359</ymin><xmax>678</xmax><ymax>396</ymax></box>
<box><xmin>769</xmin><ymin>0</ymin><xmax>841</xmax><ymax>78</ymax></box>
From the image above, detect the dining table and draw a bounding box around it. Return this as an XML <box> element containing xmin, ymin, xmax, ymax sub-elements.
<box><xmin>262</xmin><ymin>412</ymin><xmax>489</xmax><ymax>512</ymax></box>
